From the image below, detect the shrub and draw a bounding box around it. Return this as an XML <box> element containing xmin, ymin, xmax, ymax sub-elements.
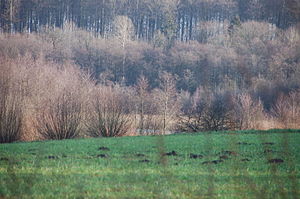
<box><xmin>178</xmin><ymin>91</ymin><xmax>236</xmax><ymax>132</ymax></box>
<box><xmin>86</xmin><ymin>86</ymin><xmax>131</xmax><ymax>137</ymax></box>
<box><xmin>201</xmin><ymin>94</ymin><xmax>235</xmax><ymax>131</ymax></box>
<box><xmin>271</xmin><ymin>91</ymin><xmax>300</xmax><ymax>129</ymax></box>
<box><xmin>35</xmin><ymin>90</ymin><xmax>82</xmax><ymax>140</ymax></box>
<box><xmin>0</xmin><ymin>62</ymin><xmax>23</xmax><ymax>143</ymax></box>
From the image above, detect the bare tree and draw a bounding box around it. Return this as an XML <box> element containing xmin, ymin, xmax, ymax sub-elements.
<box><xmin>152</xmin><ymin>30</ymin><xmax>168</xmax><ymax>48</ymax></box>
<box><xmin>160</xmin><ymin>0</ymin><xmax>180</xmax><ymax>48</ymax></box>
<box><xmin>1</xmin><ymin>0</ymin><xmax>20</xmax><ymax>34</ymax></box>
<box><xmin>135</xmin><ymin>75</ymin><xmax>149</xmax><ymax>134</ymax></box>
<box><xmin>286</xmin><ymin>0</ymin><xmax>300</xmax><ymax>20</ymax></box>
<box><xmin>234</xmin><ymin>93</ymin><xmax>264</xmax><ymax>130</ymax></box>
<box><xmin>155</xmin><ymin>72</ymin><xmax>179</xmax><ymax>134</ymax></box>
<box><xmin>271</xmin><ymin>91</ymin><xmax>300</xmax><ymax>128</ymax></box>
<box><xmin>112</xmin><ymin>15</ymin><xmax>134</xmax><ymax>83</ymax></box>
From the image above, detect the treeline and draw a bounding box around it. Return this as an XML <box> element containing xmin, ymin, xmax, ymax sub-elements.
<box><xmin>0</xmin><ymin>0</ymin><xmax>299</xmax><ymax>40</ymax></box>
<box><xmin>0</xmin><ymin>21</ymin><xmax>300</xmax><ymax>142</ymax></box>
<box><xmin>1</xmin><ymin>21</ymin><xmax>300</xmax><ymax>106</ymax></box>
<box><xmin>1</xmin><ymin>54</ymin><xmax>300</xmax><ymax>143</ymax></box>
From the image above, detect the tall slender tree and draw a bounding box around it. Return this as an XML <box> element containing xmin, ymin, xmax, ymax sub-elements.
<box><xmin>135</xmin><ymin>75</ymin><xmax>149</xmax><ymax>134</ymax></box>
<box><xmin>112</xmin><ymin>15</ymin><xmax>134</xmax><ymax>83</ymax></box>
<box><xmin>156</xmin><ymin>71</ymin><xmax>178</xmax><ymax>134</ymax></box>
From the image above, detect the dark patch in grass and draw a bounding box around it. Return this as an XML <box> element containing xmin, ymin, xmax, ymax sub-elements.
<box><xmin>139</xmin><ymin>159</ymin><xmax>150</xmax><ymax>163</ymax></box>
<box><xmin>96</xmin><ymin>154</ymin><xmax>109</xmax><ymax>158</ymax></box>
<box><xmin>264</xmin><ymin>149</ymin><xmax>275</xmax><ymax>153</ymax></box>
<box><xmin>28</xmin><ymin>148</ymin><xmax>37</xmax><ymax>152</ymax></box>
<box><xmin>237</xmin><ymin>142</ymin><xmax>252</xmax><ymax>145</ymax></box>
<box><xmin>212</xmin><ymin>159</ymin><xmax>223</xmax><ymax>164</ymax></box>
<box><xmin>135</xmin><ymin>153</ymin><xmax>145</xmax><ymax>157</ymax></box>
<box><xmin>241</xmin><ymin>158</ymin><xmax>251</xmax><ymax>162</ymax></box>
<box><xmin>62</xmin><ymin>154</ymin><xmax>67</xmax><ymax>158</ymax></box>
<box><xmin>47</xmin><ymin>156</ymin><xmax>59</xmax><ymax>160</ymax></box>
<box><xmin>202</xmin><ymin>160</ymin><xmax>223</xmax><ymax>165</ymax></box>
<box><xmin>220</xmin><ymin>150</ymin><xmax>238</xmax><ymax>156</ymax></box>
<box><xmin>262</xmin><ymin>142</ymin><xmax>275</xmax><ymax>145</ymax></box>
<box><xmin>219</xmin><ymin>155</ymin><xmax>229</xmax><ymax>160</ymax></box>
<box><xmin>0</xmin><ymin>157</ymin><xmax>9</xmax><ymax>161</ymax></box>
<box><xmin>98</xmin><ymin>147</ymin><xmax>110</xmax><ymax>151</ymax></box>
<box><xmin>189</xmin><ymin>153</ymin><xmax>203</xmax><ymax>159</ymax></box>
<box><xmin>164</xmin><ymin>151</ymin><xmax>177</xmax><ymax>156</ymax></box>
<box><xmin>268</xmin><ymin>158</ymin><xmax>284</xmax><ymax>164</ymax></box>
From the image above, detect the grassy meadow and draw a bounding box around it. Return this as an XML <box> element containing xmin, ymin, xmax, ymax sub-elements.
<box><xmin>0</xmin><ymin>131</ymin><xmax>299</xmax><ymax>199</ymax></box>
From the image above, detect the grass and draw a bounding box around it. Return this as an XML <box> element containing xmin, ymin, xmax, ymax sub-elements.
<box><xmin>0</xmin><ymin>131</ymin><xmax>299</xmax><ymax>198</ymax></box>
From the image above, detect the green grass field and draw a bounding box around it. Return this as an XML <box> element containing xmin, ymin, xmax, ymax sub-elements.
<box><xmin>0</xmin><ymin>131</ymin><xmax>299</xmax><ymax>199</ymax></box>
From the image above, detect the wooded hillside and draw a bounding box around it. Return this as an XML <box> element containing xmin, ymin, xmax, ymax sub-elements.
<box><xmin>1</xmin><ymin>0</ymin><xmax>300</xmax><ymax>141</ymax></box>
<box><xmin>1</xmin><ymin>0</ymin><xmax>299</xmax><ymax>39</ymax></box>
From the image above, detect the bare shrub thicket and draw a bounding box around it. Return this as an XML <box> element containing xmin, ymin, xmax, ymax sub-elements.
<box><xmin>86</xmin><ymin>86</ymin><xmax>132</xmax><ymax>137</ymax></box>
<box><xmin>271</xmin><ymin>91</ymin><xmax>300</xmax><ymax>129</ymax></box>
<box><xmin>178</xmin><ymin>90</ymin><xmax>236</xmax><ymax>132</ymax></box>
<box><xmin>0</xmin><ymin>56</ymin><xmax>50</xmax><ymax>141</ymax></box>
<box><xmin>201</xmin><ymin>93</ymin><xmax>236</xmax><ymax>131</ymax></box>
<box><xmin>33</xmin><ymin>63</ymin><xmax>89</xmax><ymax>140</ymax></box>
<box><xmin>0</xmin><ymin>55</ymin><xmax>93</xmax><ymax>141</ymax></box>
<box><xmin>5</xmin><ymin>55</ymin><xmax>90</xmax><ymax>140</ymax></box>
<box><xmin>0</xmin><ymin>33</ymin><xmax>51</xmax><ymax>61</ymax></box>
<box><xmin>35</xmin><ymin>90</ymin><xmax>83</xmax><ymax>140</ymax></box>
<box><xmin>233</xmin><ymin>93</ymin><xmax>265</xmax><ymax>130</ymax></box>
<box><xmin>177</xmin><ymin>88</ymin><xmax>203</xmax><ymax>132</ymax></box>
<box><xmin>0</xmin><ymin>60</ymin><xmax>23</xmax><ymax>143</ymax></box>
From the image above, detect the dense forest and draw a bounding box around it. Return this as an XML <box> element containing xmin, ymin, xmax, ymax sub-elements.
<box><xmin>0</xmin><ymin>0</ymin><xmax>300</xmax><ymax>142</ymax></box>
<box><xmin>0</xmin><ymin>0</ymin><xmax>299</xmax><ymax>38</ymax></box>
